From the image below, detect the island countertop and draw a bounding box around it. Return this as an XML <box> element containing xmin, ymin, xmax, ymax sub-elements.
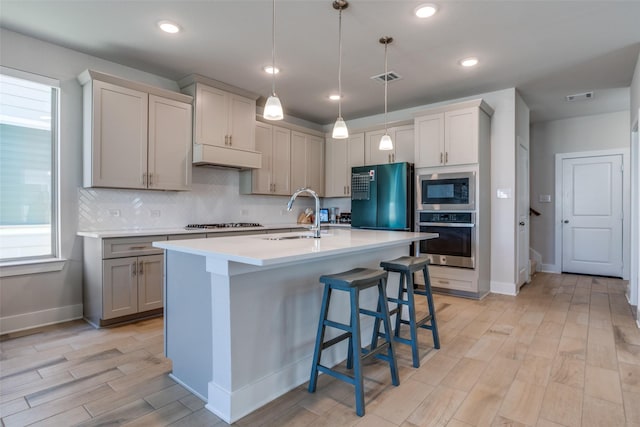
<box><xmin>153</xmin><ymin>228</ymin><xmax>435</xmax><ymax>266</ymax></box>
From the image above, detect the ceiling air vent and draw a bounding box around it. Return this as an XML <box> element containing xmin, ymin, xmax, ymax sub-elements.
<box><xmin>371</xmin><ymin>71</ymin><xmax>402</xmax><ymax>83</ymax></box>
<box><xmin>565</xmin><ymin>91</ymin><xmax>594</xmax><ymax>102</ymax></box>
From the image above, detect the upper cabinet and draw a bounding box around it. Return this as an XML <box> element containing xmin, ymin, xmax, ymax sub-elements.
<box><xmin>291</xmin><ymin>131</ymin><xmax>325</xmax><ymax>196</ymax></box>
<box><xmin>365</xmin><ymin>124</ymin><xmax>414</xmax><ymax>165</ymax></box>
<box><xmin>325</xmin><ymin>133</ymin><xmax>364</xmax><ymax>198</ymax></box>
<box><xmin>414</xmin><ymin>99</ymin><xmax>494</xmax><ymax>168</ymax></box>
<box><xmin>240</xmin><ymin>122</ymin><xmax>291</xmax><ymax>195</ymax></box>
<box><xmin>179</xmin><ymin>75</ymin><xmax>261</xmax><ymax>169</ymax></box>
<box><xmin>78</xmin><ymin>70</ymin><xmax>192</xmax><ymax>190</ymax></box>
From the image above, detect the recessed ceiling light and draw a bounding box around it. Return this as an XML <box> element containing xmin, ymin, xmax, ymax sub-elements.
<box><xmin>415</xmin><ymin>4</ymin><xmax>438</xmax><ymax>18</ymax></box>
<box><xmin>329</xmin><ymin>94</ymin><xmax>341</xmax><ymax>101</ymax></box>
<box><xmin>459</xmin><ymin>57</ymin><xmax>479</xmax><ymax>67</ymax></box>
<box><xmin>158</xmin><ymin>20</ymin><xmax>181</xmax><ymax>34</ymax></box>
<box><xmin>263</xmin><ymin>65</ymin><xmax>280</xmax><ymax>75</ymax></box>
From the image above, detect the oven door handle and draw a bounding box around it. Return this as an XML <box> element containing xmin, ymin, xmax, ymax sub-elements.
<box><xmin>420</xmin><ymin>222</ymin><xmax>475</xmax><ymax>228</ymax></box>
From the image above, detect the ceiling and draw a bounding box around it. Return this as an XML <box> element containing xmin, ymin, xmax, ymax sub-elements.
<box><xmin>1</xmin><ymin>1</ymin><xmax>639</xmax><ymax>125</ymax></box>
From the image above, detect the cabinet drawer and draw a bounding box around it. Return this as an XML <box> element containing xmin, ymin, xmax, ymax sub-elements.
<box><xmin>430</xmin><ymin>276</ymin><xmax>475</xmax><ymax>292</ymax></box>
<box><xmin>103</xmin><ymin>236</ymin><xmax>167</xmax><ymax>259</ymax></box>
<box><xmin>168</xmin><ymin>233</ymin><xmax>206</xmax><ymax>240</ymax></box>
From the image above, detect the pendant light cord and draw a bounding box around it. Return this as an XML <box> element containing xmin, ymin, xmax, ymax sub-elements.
<box><xmin>384</xmin><ymin>40</ymin><xmax>388</xmax><ymax>134</ymax></box>
<box><xmin>271</xmin><ymin>0</ymin><xmax>276</xmax><ymax>96</ymax></box>
<box><xmin>338</xmin><ymin>7</ymin><xmax>343</xmax><ymax>119</ymax></box>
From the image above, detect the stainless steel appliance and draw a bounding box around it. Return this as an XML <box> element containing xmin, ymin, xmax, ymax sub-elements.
<box><xmin>185</xmin><ymin>222</ymin><xmax>263</xmax><ymax>230</ymax></box>
<box><xmin>351</xmin><ymin>162</ymin><xmax>413</xmax><ymax>231</ymax></box>
<box><xmin>417</xmin><ymin>211</ymin><xmax>475</xmax><ymax>269</ymax></box>
<box><xmin>416</xmin><ymin>171</ymin><xmax>475</xmax><ymax>211</ymax></box>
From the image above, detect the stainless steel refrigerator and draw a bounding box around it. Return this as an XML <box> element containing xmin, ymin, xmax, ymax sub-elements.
<box><xmin>351</xmin><ymin>162</ymin><xmax>414</xmax><ymax>231</ymax></box>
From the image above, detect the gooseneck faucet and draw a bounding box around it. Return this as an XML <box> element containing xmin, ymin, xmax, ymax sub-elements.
<box><xmin>287</xmin><ymin>187</ymin><xmax>321</xmax><ymax>238</ymax></box>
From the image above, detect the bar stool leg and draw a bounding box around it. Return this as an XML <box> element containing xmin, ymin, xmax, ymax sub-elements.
<box><xmin>422</xmin><ymin>266</ymin><xmax>440</xmax><ymax>349</ymax></box>
<box><xmin>394</xmin><ymin>272</ymin><xmax>405</xmax><ymax>338</ymax></box>
<box><xmin>350</xmin><ymin>287</ymin><xmax>365</xmax><ymax>417</ymax></box>
<box><xmin>378</xmin><ymin>278</ymin><xmax>399</xmax><ymax>386</ymax></box>
<box><xmin>405</xmin><ymin>271</ymin><xmax>421</xmax><ymax>368</ymax></box>
<box><xmin>309</xmin><ymin>284</ymin><xmax>332</xmax><ymax>393</ymax></box>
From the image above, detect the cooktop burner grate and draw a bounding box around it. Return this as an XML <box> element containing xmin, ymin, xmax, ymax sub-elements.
<box><xmin>185</xmin><ymin>222</ymin><xmax>263</xmax><ymax>230</ymax></box>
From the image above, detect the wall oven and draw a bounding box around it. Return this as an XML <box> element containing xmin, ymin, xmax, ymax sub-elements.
<box><xmin>418</xmin><ymin>211</ymin><xmax>475</xmax><ymax>269</ymax></box>
<box><xmin>416</xmin><ymin>171</ymin><xmax>475</xmax><ymax>211</ymax></box>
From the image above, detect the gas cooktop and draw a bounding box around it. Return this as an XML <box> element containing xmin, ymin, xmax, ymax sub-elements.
<box><xmin>185</xmin><ymin>222</ymin><xmax>263</xmax><ymax>230</ymax></box>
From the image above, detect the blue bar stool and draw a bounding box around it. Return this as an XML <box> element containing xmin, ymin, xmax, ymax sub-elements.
<box><xmin>377</xmin><ymin>256</ymin><xmax>440</xmax><ymax>368</ymax></box>
<box><xmin>308</xmin><ymin>267</ymin><xmax>399</xmax><ymax>417</ymax></box>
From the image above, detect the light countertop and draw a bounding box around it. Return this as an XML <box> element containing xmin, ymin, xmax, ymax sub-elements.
<box><xmin>77</xmin><ymin>223</ymin><xmax>351</xmax><ymax>239</ymax></box>
<box><xmin>154</xmin><ymin>228</ymin><xmax>435</xmax><ymax>266</ymax></box>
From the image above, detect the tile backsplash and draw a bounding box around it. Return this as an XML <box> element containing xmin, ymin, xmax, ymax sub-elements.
<box><xmin>78</xmin><ymin>167</ymin><xmax>317</xmax><ymax>231</ymax></box>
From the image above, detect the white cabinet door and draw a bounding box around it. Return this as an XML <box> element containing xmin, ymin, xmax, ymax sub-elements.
<box><xmin>148</xmin><ymin>95</ymin><xmax>192</xmax><ymax>190</ymax></box>
<box><xmin>252</xmin><ymin>122</ymin><xmax>273</xmax><ymax>194</ymax></box>
<box><xmin>347</xmin><ymin>133</ymin><xmax>365</xmax><ymax>197</ymax></box>
<box><xmin>103</xmin><ymin>257</ymin><xmax>138</xmax><ymax>319</ymax></box>
<box><xmin>194</xmin><ymin>85</ymin><xmax>227</xmax><ymax>147</ymax></box>
<box><xmin>91</xmin><ymin>80</ymin><xmax>148</xmax><ymax>189</ymax></box>
<box><xmin>307</xmin><ymin>134</ymin><xmax>324</xmax><ymax>196</ymax></box>
<box><xmin>415</xmin><ymin>113</ymin><xmax>444</xmax><ymax>168</ymax></box>
<box><xmin>137</xmin><ymin>254</ymin><xmax>164</xmax><ymax>312</ymax></box>
<box><xmin>393</xmin><ymin>125</ymin><xmax>414</xmax><ymax>164</ymax></box>
<box><xmin>228</xmin><ymin>94</ymin><xmax>256</xmax><ymax>150</ymax></box>
<box><xmin>290</xmin><ymin>131</ymin><xmax>307</xmax><ymax>192</ymax></box>
<box><xmin>325</xmin><ymin>138</ymin><xmax>348</xmax><ymax>197</ymax></box>
<box><xmin>365</xmin><ymin>130</ymin><xmax>392</xmax><ymax>165</ymax></box>
<box><xmin>445</xmin><ymin>107</ymin><xmax>478</xmax><ymax>166</ymax></box>
<box><xmin>271</xmin><ymin>126</ymin><xmax>291</xmax><ymax>195</ymax></box>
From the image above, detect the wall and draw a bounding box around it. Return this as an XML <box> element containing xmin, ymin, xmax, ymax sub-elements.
<box><xmin>632</xmin><ymin>53</ymin><xmax>640</xmax><ymax>127</ymax></box>
<box><xmin>529</xmin><ymin>111</ymin><xmax>630</xmax><ymax>272</ymax></box>
<box><xmin>515</xmin><ymin>91</ymin><xmax>531</xmax><ymax>288</ymax></box>
<box><xmin>629</xmin><ymin>53</ymin><xmax>640</xmax><ymax>324</ymax></box>
<box><xmin>0</xmin><ymin>29</ymin><xmax>312</xmax><ymax>333</ymax></box>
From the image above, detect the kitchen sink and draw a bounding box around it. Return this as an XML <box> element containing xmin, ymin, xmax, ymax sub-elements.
<box><xmin>262</xmin><ymin>235</ymin><xmax>317</xmax><ymax>241</ymax></box>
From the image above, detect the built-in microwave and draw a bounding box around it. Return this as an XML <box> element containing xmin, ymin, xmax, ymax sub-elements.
<box><xmin>416</xmin><ymin>171</ymin><xmax>475</xmax><ymax>211</ymax></box>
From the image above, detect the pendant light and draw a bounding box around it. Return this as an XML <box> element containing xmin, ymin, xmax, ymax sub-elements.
<box><xmin>379</xmin><ymin>36</ymin><xmax>394</xmax><ymax>151</ymax></box>
<box><xmin>263</xmin><ymin>0</ymin><xmax>284</xmax><ymax>120</ymax></box>
<box><xmin>332</xmin><ymin>0</ymin><xmax>349</xmax><ymax>139</ymax></box>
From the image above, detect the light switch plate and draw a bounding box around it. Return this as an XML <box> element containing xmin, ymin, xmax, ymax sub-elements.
<box><xmin>497</xmin><ymin>188</ymin><xmax>512</xmax><ymax>199</ymax></box>
<box><xmin>539</xmin><ymin>194</ymin><xmax>552</xmax><ymax>203</ymax></box>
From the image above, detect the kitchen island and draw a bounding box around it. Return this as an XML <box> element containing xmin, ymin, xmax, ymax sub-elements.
<box><xmin>153</xmin><ymin>228</ymin><xmax>435</xmax><ymax>423</ymax></box>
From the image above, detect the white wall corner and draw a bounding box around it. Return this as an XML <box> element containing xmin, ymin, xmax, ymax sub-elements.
<box><xmin>0</xmin><ymin>304</ymin><xmax>83</xmax><ymax>334</ymax></box>
<box><xmin>541</xmin><ymin>264</ymin><xmax>561</xmax><ymax>274</ymax></box>
<box><xmin>490</xmin><ymin>281</ymin><xmax>517</xmax><ymax>296</ymax></box>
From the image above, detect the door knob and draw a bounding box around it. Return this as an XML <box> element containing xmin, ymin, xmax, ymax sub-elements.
<box><xmin>519</xmin><ymin>221</ymin><xmax>525</xmax><ymax>226</ymax></box>
<box><xmin>563</xmin><ymin>220</ymin><xmax>569</xmax><ymax>224</ymax></box>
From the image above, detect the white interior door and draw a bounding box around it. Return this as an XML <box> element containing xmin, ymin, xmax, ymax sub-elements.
<box><xmin>562</xmin><ymin>155</ymin><xmax>623</xmax><ymax>277</ymax></box>
<box><xmin>517</xmin><ymin>143</ymin><xmax>530</xmax><ymax>287</ymax></box>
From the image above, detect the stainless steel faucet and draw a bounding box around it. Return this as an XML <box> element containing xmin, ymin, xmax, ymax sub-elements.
<box><xmin>287</xmin><ymin>187</ymin><xmax>321</xmax><ymax>238</ymax></box>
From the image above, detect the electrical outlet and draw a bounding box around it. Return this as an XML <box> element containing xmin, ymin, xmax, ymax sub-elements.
<box><xmin>108</xmin><ymin>209</ymin><xmax>120</xmax><ymax>217</ymax></box>
<box><xmin>150</xmin><ymin>210</ymin><xmax>161</xmax><ymax>217</ymax></box>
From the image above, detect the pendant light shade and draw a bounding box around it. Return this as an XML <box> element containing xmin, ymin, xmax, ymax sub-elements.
<box><xmin>332</xmin><ymin>117</ymin><xmax>349</xmax><ymax>139</ymax></box>
<box><xmin>379</xmin><ymin>36</ymin><xmax>394</xmax><ymax>151</ymax></box>
<box><xmin>263</xmin><ymin>0</ymin><xmax>284</xmax><ymax>121</ymax></box>
<box><xmin>264</xmin><ymin>94</ymin><xmax>284</xmax><ymax>120</ymax></box>
<box><xmin>332</xmin><ymin>1</ymin><xmax>349</xmax><ymax>139</ymax></box>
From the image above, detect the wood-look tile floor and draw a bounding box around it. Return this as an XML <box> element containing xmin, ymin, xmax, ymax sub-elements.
<box><xmin>1</xmin><ymin>273</ymin><xmax>639</xmax><ymax>426</ymax></box>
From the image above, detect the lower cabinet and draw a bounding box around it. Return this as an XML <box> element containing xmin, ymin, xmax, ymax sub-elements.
<box><xmin>103</xmin><ymin>254</ymin><xmax>164</xmax><ymax>319</ymax></box>
<box><xmin>83</xmin><ymin>235</ymin><xmax>168</xmax><ymax>327</ymax></box>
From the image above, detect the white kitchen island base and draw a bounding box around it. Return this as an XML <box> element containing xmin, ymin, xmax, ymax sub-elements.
<box><xmin>156</xmin><ymin>229</ymin><xmax>434</xmax><ymax>423</ymax></box>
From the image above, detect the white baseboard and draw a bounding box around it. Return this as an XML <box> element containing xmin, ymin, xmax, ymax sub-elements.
<box><xmin>541</xmin><ymin>264</ymin><xmax>561</xmax><ymax>274</ymax></box>
<box><xmin>491</xmin><ymin>281</ymin><xmax>517</xmax><ymax>296</ymax></box>
<box><xmin>0</xmin><ymin>304</ymin><xmax>83</xmax><ymax>335</ymax></box>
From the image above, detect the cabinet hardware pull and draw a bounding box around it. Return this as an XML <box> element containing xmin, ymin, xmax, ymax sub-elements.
<box><xmin>148</xmin><ymin>173</ymin><xmax>153</xmax><ymax>186</ymax></box>
<box><xmin>225</xmin><ymin>135</ymin><xmax>229</xmax><ymax>145</ymax></box>
<box><xmin>440</xmin><ymin>153</ymin><xmax>443</xmax><ymax>164</ymax></box>
<box><xmin>445</xmin><ymin>152</ymin><xmax>448</xmax><ymax>163</ymax></box>
<box><xmin>142</xmin><ymin>173</ymin><xmax>147</xmax><ymax>185</ymax></box>
<box><xmin>347</xmin><ymin>185</ymin><xmax>349</xmax><ymax>194</ymax></box>
<box><xmin>392</xmin><ymin>153</ymin><xmax>395</xmax><ymax>162</ymax></box>
<box><xmin>129</xmin><ymin>246</ymin><xmax>148</xmax><ymax>250</ymax></box>
<box><xmin>229</xmin><ymin>135</ymin><xmax>232</xmax><ymax>146</ymax></box>
<box><xmin>132</xmin><ymin>263</ymin><xmax>137</xmax><ymax>277</ymax></box>
<box><xmin>139</xmin><ymin>261</ymin><xmax>144</xmax><ymax>275</ymax></box>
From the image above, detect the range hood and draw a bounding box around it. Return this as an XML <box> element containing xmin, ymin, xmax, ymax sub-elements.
<box><xmin>193</xmin><ymin>143</ymin><xmax>262</xmax><ymax>170</ymax></box>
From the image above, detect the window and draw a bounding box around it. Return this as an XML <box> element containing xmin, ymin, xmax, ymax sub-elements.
<box><xmin>0</xmin><ymin>68</ymin><xmax>59</xmax><ymax>262</ymax></box>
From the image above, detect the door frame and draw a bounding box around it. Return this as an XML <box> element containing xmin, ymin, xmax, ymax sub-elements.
<box><xmin>554</xmin><ymin>148</ymin><xmax>630</xmax><ymax>279</ymax></box>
